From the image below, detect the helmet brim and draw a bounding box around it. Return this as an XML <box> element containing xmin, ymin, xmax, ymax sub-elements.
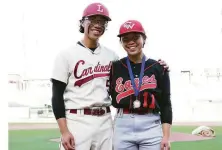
<box><xmin>85</xmin><ymin>14</ymin><xmax>111</xmax><ymax>21</ymax></box>
<box><xmin>117</xmin><ymin>31</ymin><xmax>145</xmax><ymax>37</ymax></box>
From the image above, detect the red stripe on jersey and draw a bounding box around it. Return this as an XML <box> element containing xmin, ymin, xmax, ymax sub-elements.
<box><xmin>144</xmin><ymin>62</ymin><xmax>159</xmax><ymax>72</ymax></box>
<box><xmin>74</xmin><ymin>73</ymin><xmax>109</xmax><ymax>87</ymax></box>
<box><xmin>120</xmin><ymin>60</ymin><xmax>128</xmax><ymax>68</ymax></box>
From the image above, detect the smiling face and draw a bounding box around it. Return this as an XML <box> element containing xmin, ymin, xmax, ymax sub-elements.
<box><xmin>120</xmin><ymin>32</ymin><xmax>145</xmax><ymax>56</ymax></box>
<box><xmin>83</xmin><ymin>15</ymin><xmax>108</xmax><ymax>41</ymax></box>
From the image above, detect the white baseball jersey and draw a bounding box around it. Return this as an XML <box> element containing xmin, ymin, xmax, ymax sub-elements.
<box><xmin>51</xmin><ymin>42</ymin><xmax>119</xmax><ymax>109</ymax></box>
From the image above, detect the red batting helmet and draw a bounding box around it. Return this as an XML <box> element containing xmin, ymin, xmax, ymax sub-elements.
<box><xmin>82</xmin><ymin>3</ymin><xmax>111</xmax><ymax>21</ymax></box>
<box><xmin>117</xmin><ymin>20</ymin><xmax>146</xmax><ymax>37</ymax></box>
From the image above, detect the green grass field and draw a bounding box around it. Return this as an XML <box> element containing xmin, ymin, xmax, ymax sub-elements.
<box><xmin>9</xmin><ymin>126</ymin><xmax>222</xmax><ymax>150</ymax></box>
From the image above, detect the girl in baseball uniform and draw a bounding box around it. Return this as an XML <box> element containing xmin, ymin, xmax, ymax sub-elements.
<box><xmin>110</xmin><ymin>20</ymin><xmax>173</xmax><ymax>150</ymax></box>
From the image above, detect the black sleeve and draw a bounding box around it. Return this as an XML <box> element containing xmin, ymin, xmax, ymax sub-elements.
<box><xmin>51</xmin><ymin>79</ymin><xmax>67</xmax><ymax>120</ymax></box>
<box><xmin>159</xmin><ymin>71</ymin><xmax>173</xmax><ymax>124</ymax></box>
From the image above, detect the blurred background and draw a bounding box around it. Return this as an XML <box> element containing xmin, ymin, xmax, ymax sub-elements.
<box><xmin>6</xmin><ymin>0</ymin><xmax>222</xmax><ymax>123</ymax></box>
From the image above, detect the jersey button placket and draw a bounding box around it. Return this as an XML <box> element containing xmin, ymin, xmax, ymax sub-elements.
<box><xmin>133</xmin><ymin>65</ymin><xmax>138</xmax><ymax>78</ymax></box>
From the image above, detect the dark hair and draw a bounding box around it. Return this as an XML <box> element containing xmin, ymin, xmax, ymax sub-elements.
<box><xmin>142</xmin><ymin>34</ymin><xmax>147</xmax><ymax>40</ymax></box>
<box><xmin>79</xmin><ymin>25</ymin><xmax>84</xmax><ymax>33</ymax></box>
<box><xmin>79</xmin><ymin>18</ymin><xmax>85</xmax><ymax>33</ymax></box>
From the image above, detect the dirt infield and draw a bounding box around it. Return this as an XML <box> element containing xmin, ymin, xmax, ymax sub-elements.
<box><xmin>169</xmin><ymin>132</ymin><xmax>214</xmax><ymax>142</ymax></box>
<box><xmin>8</xmin><ymin>123</ymin><xmax>58</xmax><ymax>130</ymax></box>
